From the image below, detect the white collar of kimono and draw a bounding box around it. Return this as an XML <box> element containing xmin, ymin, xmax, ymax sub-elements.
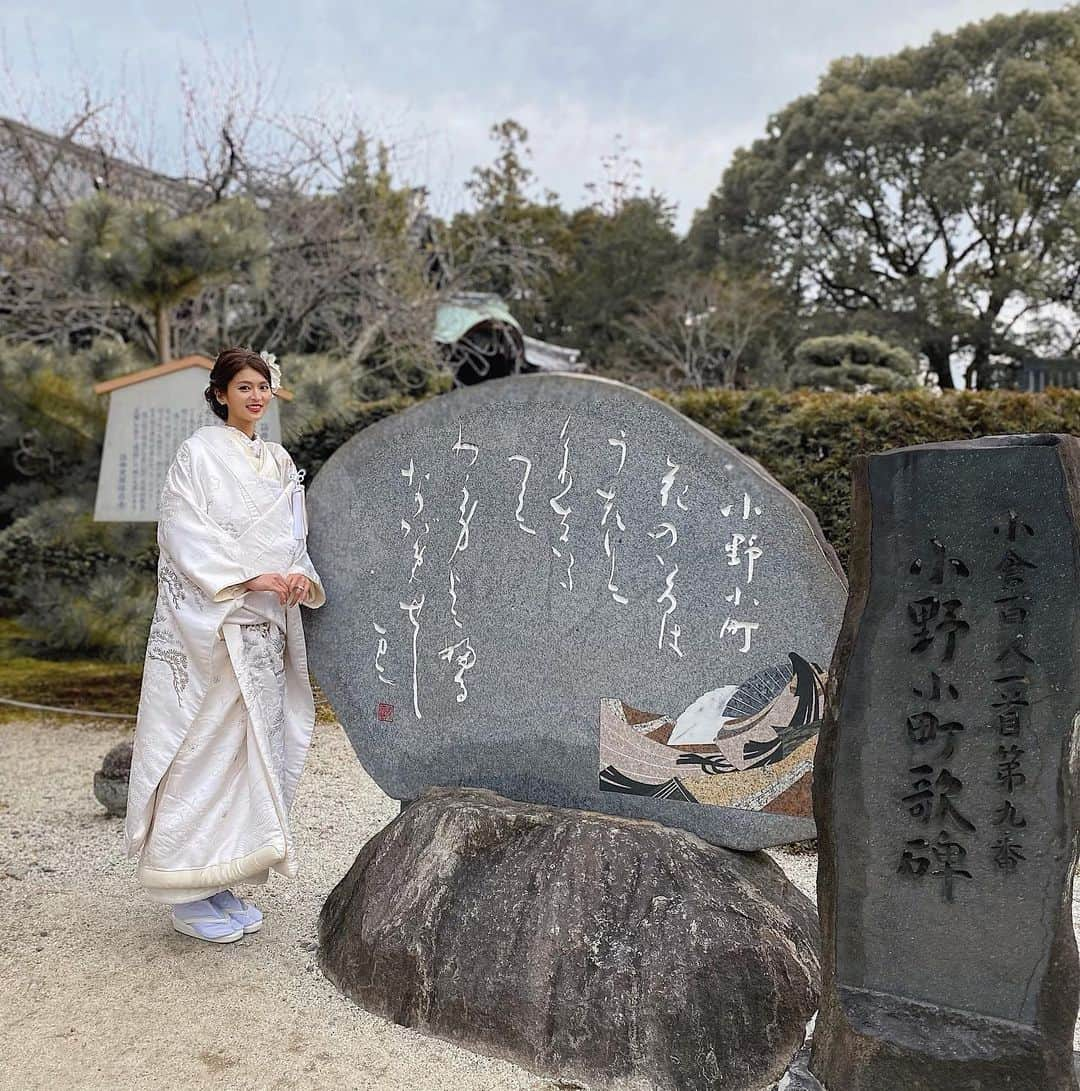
<box><xmin>220</xmin><ymin>421</ymin><xmax>262</xmax><ymax>446</ymax></box>
<box><xmin>197</xmin><ymin>422</ymin><xmax>280</xmax><ymax>482</ymax></box>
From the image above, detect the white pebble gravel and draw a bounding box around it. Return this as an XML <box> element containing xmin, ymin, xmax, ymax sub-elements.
<box><xmin>1</xmin><ymin>716</ymin><xmax>1077</xmax><ymax>1090</ymax></box>
<box><xmin>0</xmin><ymin>718</ymin><xmax>572</xmax><ymax>1091</ymax></box>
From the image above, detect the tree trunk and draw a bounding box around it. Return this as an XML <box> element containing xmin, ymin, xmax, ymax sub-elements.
<box><xmin>967</xmin><ymin>296</ymin><xmax>1006</xmax><ymax>389</ymax></box>
<box><xmin>966</xmin><ymin>340</ymin><xmax>991</xmax><ymax>390</ymax></box>
<box><xmin>155</xmin><ymin>305</ymin><xmax>170</xmax><ymax>364</ymax></box>
<box><xmin>924</xmin><ymin>340</ymin><xmax>954</xmax><ymax>389</ymax></box>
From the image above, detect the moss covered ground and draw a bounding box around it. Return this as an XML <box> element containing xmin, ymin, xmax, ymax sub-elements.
<box><xmin>0</xmin><ymin>621</ymin><xmax>337</xmax><ymax>726</ymax></box>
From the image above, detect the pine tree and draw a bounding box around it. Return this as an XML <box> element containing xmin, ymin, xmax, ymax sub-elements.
<box><xmin>65</xmin><ymin>194</ymin><xmax>268</xmax><ymax>362</ymax></box>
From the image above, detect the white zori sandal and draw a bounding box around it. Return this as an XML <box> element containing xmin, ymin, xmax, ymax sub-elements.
<box><xmin>208</xmin><ymin>890</ymin><xmax>262</xmax><ymax>934</ymax></box>
<box><xmin>171</xmin><ymin>898</ymin><xmax>244</xmax><ymax>943</ymax></box>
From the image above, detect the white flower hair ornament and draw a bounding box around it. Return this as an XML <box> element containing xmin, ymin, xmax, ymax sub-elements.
<box><xmin>259</xmin><ymin>350</ymin><xmax>281</xmax><ymax>392</ymax></box>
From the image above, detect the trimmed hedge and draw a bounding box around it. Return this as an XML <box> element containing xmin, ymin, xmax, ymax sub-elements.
<box><xmin>6</xmin><ymin>384</ymin><xmax>1073</xmax><ymax>664</ymax></box>
<box><xmin>663</xmin><ymin>387</ymin><xmax>1080</xmax><ymax>568</ymax></box>
<box><xmin>295</xmin><ymin>386</ymin><xmax>1080</xmax><ymax>572</ymax></box>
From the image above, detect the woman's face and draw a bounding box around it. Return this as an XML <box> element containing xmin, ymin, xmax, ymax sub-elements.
<box><xmin>216</xmin><ymin>366</ymin><xmax>272</xmax><ymax>429</ymax></box>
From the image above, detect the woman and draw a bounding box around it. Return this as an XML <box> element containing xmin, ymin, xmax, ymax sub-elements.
<box><xmin>124</xmin><ymin>347</ymin><xmax>325</xmax><ymax>944</ymax></box>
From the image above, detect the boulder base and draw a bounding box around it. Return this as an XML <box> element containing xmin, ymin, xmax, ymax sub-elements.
<box><xmin>93</xmin><ymin>740</ymin><xmax>132</xmax><ymax>817</ymax></box>
<box><xmin>319</xmin><ymin>787</ymin><xmax>820</xmax><ymax>1091</ymax></box>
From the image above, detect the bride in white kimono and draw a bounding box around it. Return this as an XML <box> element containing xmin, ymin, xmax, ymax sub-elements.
<box><xmin>124</xmin><ymin>348</ymin><xmax>325</xmax><ymax>943</ymax></box>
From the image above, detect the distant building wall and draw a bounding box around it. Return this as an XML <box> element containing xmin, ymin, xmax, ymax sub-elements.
<box><xmin>1017</xmin><ymin>357</ymin><xmax>1080</xmax><ymax>392</ymax></box>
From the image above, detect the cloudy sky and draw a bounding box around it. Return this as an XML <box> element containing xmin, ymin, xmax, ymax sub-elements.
<box><xmin>2</xmin><ymin>0</ymin><xmax>1069</xmax><ymax>228</ymax></box>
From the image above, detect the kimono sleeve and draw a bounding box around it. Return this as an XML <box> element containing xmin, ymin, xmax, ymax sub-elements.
<box><xmin>278</xmin><ymin>448</ymin><xmax>327</xmax><ymax>609</ymax></box>
<box><xmin>157</xmin><ymin>440</ymin><xmax>275</xmax><ymax>601</ymax></box>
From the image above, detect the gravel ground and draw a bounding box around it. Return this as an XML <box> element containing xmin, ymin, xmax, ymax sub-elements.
<box><xmin>1</xmin><ymin>716</ymin><xmax>1075</xmax><ymax>1091</ymax></box>
<box><xmin>0</xmin><ymin>717</ymin><xmax>569</xmax><ymax>1091</ymax></box>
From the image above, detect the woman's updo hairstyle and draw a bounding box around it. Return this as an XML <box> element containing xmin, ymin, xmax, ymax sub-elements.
<box><xmin>204</xmin><ymin>347</ymin><xmax>273</xmax><ymax>421</ymax></box>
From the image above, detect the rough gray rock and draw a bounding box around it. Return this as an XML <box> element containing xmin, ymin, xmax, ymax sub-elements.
<box><xmin>93</xmin><ymin>740</ymin><xmax>132</xmax><ymax>817</ymax></box>
<box><xmin>319</xmin><ymin>787</ymin><xmax>820</xmax><ymax>1091</ymax></box>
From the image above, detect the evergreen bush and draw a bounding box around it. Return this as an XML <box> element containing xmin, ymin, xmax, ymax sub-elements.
<box><xmin>789</xmin><ymin>332</ymin><xmax>920</xmax><ymax>393</ymax></box>
<box><xmin>664</xmin><ymin>387</ymin><xmax>1080</xmax><ymax>565</ymax></box>
<box><xmin>5</xmin><ymin>361</ymin><xmax>1080</xmax><ymax>662</ymax></box>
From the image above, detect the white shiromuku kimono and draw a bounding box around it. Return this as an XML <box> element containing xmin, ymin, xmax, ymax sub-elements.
<box><xmin>124</xmin><ymin>422</ymin><xmax>326</xmax><ymax>905</ymax></box>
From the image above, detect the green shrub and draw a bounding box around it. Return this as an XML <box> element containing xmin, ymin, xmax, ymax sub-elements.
<box><xmin>278</xmin><ymin>352</ymin><xmax>450</xmax><ymax>444</ymax></box>
<box><xmin>661</xmin><ymin>387</ymin><xmax>1080</xmax><ymax>567</ymax></box>
<box><xmin>289</xmin><ymin>392</ymin><xmax>422</xmax><ymax>478</ymax></box>
<box><xmin>789</xmin><ymin>332</ymin><xmax>919</xmax><ymax>393</ymax></box>
<box><xmin>278</xmin><ymin>353</ymin><xmax>367</xmax><ymax>443</ymax></box>
<box><xmin>15</xmin><ymin>568</ymin><xmax>157</xmax><ymax>663</ymax></box>
<box><xmin>0</xmin><ymin>338</ymin><xmax>146</xmax><ymax>526</ymax></box>
<box><xmin>7</xmin><ymin>378</ymin><xmax>1080</xmax><ymax>664</ymax></box>
<box><xmin>0</xmin><ymin>496</ymin><xmax>157</xmax><ymax>660</ymax></box>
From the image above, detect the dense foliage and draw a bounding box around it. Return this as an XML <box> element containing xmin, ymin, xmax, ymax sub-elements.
<box><xmin>789</xmin><ymin>333</ymin><xmax>920</xmax><ymax>393</ymax></box>
<box><xmin>4</xmin><ymin>361</ymin><xmax>1079</xmax><ymax>662</ymax></box>
<box><xmin>666</xmin><ymin>386</ymin><xmax>1080</xmax><ymax>563</ymax></box>
<box><xmin>690</xmin><ymin>7</ymin><xmax>1080</xmax><ymax>389</ymax></box>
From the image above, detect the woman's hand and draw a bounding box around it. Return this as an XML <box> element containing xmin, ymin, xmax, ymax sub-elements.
<box><xmin>243</xmin><ymin>573</ymin><xmax>291</xmax><ymax>604</ymax></box>
<box><xmin>284</xmin><ymin>572</ymin><xmax>314</xmax><ymax>607</ymax></box>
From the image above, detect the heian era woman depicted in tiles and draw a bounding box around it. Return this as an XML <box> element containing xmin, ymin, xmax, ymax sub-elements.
<box><xmin>599</xmin><ymin>652</ymin><xmax>827</xmax><ymax>815</ymax></box>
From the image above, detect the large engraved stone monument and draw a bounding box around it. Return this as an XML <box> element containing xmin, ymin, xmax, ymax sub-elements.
<box><xmin>812</xmin><ymin>435</ymin><xmax>1080</xmax><ymax>1090</ymax></box>
<box><xmin>306</xmin><ymin>374</ymin><xmax>847</xmax><ymax>850</ymax></box>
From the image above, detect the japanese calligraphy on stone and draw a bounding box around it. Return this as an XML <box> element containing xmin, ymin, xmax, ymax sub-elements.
<box><xmin>305</xmin><ymin>375</ymin><xmax>847</xmax><ymax>852</ymax></box>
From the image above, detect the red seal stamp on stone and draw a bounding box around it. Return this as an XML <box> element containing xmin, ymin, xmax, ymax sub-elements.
<box><xmin>376</xmin><ymin>702</ymin><xmax>394</xmax><ymax>723</ymax></box>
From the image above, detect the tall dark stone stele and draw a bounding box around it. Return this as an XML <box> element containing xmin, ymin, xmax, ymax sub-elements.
<box><xmin>812</xmin><ymin>435</ymin><xmax>1080</xmax><ymax>1091</ymax></box>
